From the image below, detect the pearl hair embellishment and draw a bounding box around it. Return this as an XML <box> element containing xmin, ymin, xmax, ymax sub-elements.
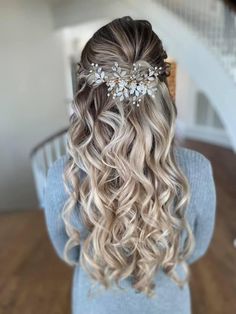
<box><xmin>88</xmin><ymin>61</ymin><xmax>171</xmax><ymax>107</ymax></box>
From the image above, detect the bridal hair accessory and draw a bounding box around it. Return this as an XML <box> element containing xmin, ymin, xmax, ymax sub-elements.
<box><xmin>87</xmin><ymin>61</ymin><xmax>171</xmax><ymax>107</ymax></box>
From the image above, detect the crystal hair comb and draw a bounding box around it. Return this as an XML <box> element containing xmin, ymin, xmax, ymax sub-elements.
<box><xmin>86</xmin><ymin>61</ymin><xmax>171</xmax><ymax>107</ymax></box>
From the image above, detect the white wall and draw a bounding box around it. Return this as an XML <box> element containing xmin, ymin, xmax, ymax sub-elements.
<box><xmin>176</xmin><ymin>65</ymin><xmax>198</xmax><ymax>128</ymax></box>
<box><xmin>0</xmin><ymin>0</ymin><xmax>68</xmax><ymax>210</ymax></box>
<box><xmin>175</xmin><ymin>65</ymin><xmax>230</xmax><ymax>148</ymax></box>
<box><xmin>51</xmin><ymin>0</ymin><xmax>135</xmax><ymax>29</ymax></box>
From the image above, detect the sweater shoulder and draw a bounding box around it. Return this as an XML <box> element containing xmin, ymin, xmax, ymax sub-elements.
<box><xmin>174</xmin><ymin>146</ymin><xmax>210</xmax><ymax>164</ymax></box>
<box><xmin>174</xmin><ymin>146</ymin><xmax>212</xmax><ymax>176</ymax></box>
<box><xmin>174</xmin><ymin>146</ymin><xmax>215</xmax><ymax>211</ymax></box>
<box><xmin>47</xmin><ymin>154</ymin><xmax>87</xmax><ymax>182</ymax></box>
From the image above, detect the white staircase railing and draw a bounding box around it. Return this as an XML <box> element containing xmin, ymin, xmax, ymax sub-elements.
<box><xmin>156</xmin><ymin>0</ymin><xmax>236</xmax><ymax>82</ymax></box>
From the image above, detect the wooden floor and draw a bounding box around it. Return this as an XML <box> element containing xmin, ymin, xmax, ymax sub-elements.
<box><xmin>0</xmin><ymin>140</ymin><xmax>235</xmax><ymax>314</ymax></box>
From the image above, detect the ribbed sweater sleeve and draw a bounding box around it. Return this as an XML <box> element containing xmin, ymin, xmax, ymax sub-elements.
<box><xmin>186</xmin><ymin>152</ymin><xmax>217</xmax><ymax>264</ymax></box>
<box><xmin>174</xmin><ymin>147</ymin><xmax>217</xmax><ymax>264</ymax></box>
<box><xmin>43</xmin><ymin>154</ymin><xmax>80</xmax><ymax>264</ymax></box>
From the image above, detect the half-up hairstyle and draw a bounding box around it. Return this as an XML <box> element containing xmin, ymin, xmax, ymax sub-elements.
<box><xmin>62</xmin><ymin>16</ymin><xmax>194</xmax><ymax>298</ymax></box>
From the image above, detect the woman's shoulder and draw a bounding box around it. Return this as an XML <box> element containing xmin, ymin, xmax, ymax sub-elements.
<box><xmin>47</xmin><ymin>154</ymin><xmax>87</xmax><ymax>182</ymax></box>
<box><xmin>174</xmin><ymin>146</ymin><xmax>215</xmax><ymax>194</ymax></box>
<box><xmin>174</xmin><ymin>146</ymin><xmax>211</xmax><ymax>167</ymax></box>
<box><xmin>174</xmin><ymin>146</ymin><xmax>212</xmax><ymax>174</ymax></box>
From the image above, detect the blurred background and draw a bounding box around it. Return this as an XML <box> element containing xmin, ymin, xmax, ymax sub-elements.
<box><xmin>0</xmin><ymin>0</ymin><xmax>235</xmax><ymax>313</ymax></box>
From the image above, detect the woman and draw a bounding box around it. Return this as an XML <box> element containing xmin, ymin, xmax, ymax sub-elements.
<box><xmin>44</xmin><ymin>16</ymin><xmax>216</xmax><ymax>314</ymax></box>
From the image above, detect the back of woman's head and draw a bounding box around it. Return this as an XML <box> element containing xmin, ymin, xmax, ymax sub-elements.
<box><xmin>63</xmin><ymin>16</ymin><xmax>194</xmax><ymax>298</ymax></box>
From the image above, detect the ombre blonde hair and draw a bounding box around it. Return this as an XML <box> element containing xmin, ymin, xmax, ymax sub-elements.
<box><xmin>62</xmin><ymin>16</ymin><xmax>194</xmax><ymax>298</ymax></box>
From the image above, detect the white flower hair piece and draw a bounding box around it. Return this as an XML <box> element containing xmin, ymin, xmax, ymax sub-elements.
<box><xmin>88</xmin><ymin>61</ymin><xmax>170</xmax><ymax>107</ymax></box>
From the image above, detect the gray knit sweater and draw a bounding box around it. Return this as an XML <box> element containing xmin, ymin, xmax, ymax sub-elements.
<box><xmin>43</xmin><ymin>146</ymin><xmax>216</xmax><ymax>314</ymax></box>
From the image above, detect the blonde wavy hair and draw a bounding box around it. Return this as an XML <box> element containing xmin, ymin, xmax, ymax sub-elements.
<box><xmin>62</xmin><ymin>16</ymin><xmax>194</xmax><ymax>298</ymax></box>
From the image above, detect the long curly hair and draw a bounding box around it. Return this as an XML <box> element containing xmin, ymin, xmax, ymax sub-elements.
<box><xmin>62</xmin><ymin>16</ymin><xmax>194</xmax><ymax>298</ymax></box>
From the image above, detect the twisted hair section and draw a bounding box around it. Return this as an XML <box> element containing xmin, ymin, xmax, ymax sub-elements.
<box><xmin>62</xmin><ymin>16</ymin><xmax>194</xmax><ymax>298</ymax></box>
